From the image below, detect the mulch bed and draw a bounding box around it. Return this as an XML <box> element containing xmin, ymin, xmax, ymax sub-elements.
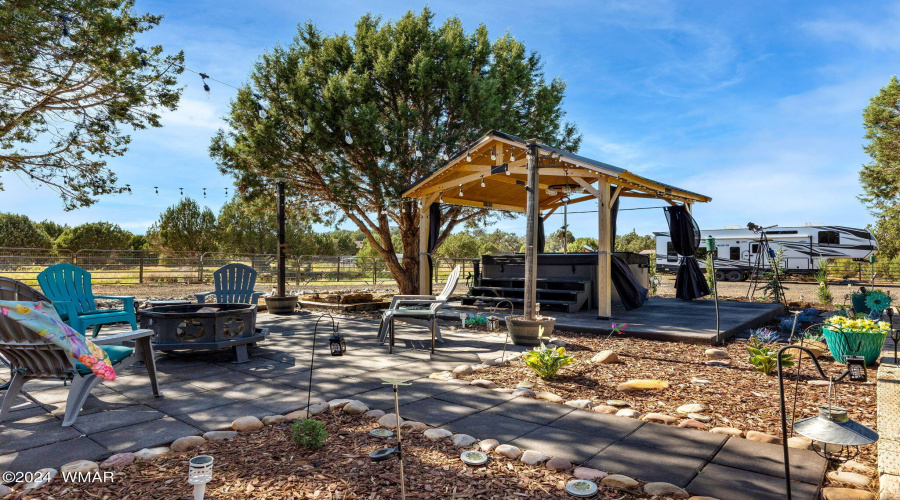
<box><xmin>22</xmin><ymin>409</ymin><xmax>651</xmax><ymax>499</ymax></box>
<box><xmin>459</xmin><ymin>330</ymin><xmax>878</xmax><ymax>491</ymax></box>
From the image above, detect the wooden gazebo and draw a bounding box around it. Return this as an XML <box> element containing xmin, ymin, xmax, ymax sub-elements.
<box><xmin>403</xmin><ymin>131</ymin><xmax>711</xmax><ymax>320</ymax></box>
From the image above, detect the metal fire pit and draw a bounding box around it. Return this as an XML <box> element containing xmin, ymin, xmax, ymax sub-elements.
<box><xmin>137</xmin><ymin>303</ymin><xmax>266</xmax><ymax>363</ymax></box>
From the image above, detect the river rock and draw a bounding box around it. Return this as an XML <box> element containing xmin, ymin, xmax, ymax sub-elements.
<box><xmin>821</xmin><ymin>487</ymin><xmax>875</xmax><ymax>500</ymax></box>
<box><xmin>617</xmin><ymin>379</ymin><xmax>669</xmax><ymax>392</ymax></box>
<box><xmin>788</xmin><ymin>436</ymin><xmax>813</xmax><ymax>450</ymax></box>
<box><xmin>429</xmin><ymin>371</ymin><xmax>455</xmax><ymax>380</ymax></box>
<box><xmin>591</xmin><ymin>350</ymin><xmax>618</xmax><ymax>364</ymax></box>
<box><xmin>535</xmin><ymin>391</ymin><xmax>564</xmax><ymax>403</ymax></box>
<box><xmin>565</xmin><ymin>399</ymin><xmax>594</xmax><ymax>409</ymax></box>
<box><xmin>327</xmin><ymin>398</ymin><xmax>353</xmax><ymax>409</ymax></box>
<box><xmin>262</xmin><ymin>415</ymin><xmax>286</xmax><ymax>425</ymax></box>
<box><xmin>471</xmin><ymin>379</ymin><xmax>498</xmax><ymax>389</ymax></box>
<box><xmin>688</xmin><ymin>412</ymin><xmax>712</xmax><ymax>423</ymax></box>
<box><xmin>452</xmin><ymin>365</ymin><xmax>474</xmax><ymax>376</ymax></box>
<box><xmin>711</xmin><ymin>427</ymin><xmax>744</xmax><ymax>438</ymax></box>
<box><xmin>704</xmin><ymin>360</ymin><xmax>731</xmax><ymax>367</ymax></box>
<box><xmin>61</xmin><ymin>460</ymin><xmax>99</xmax><ymax>474</ymax></box>
<box><xmin>452</xmin><ymin>434</ymin><xmax>477</xmax><ymax>447</ymax></box>
<box><xmin>705</xmin><ymin>348</ymin><xmax>728</xmax><ymax>359</ymax></box>
<box><xmin>232</xmin><ymin>416</ymin><xmax>263</xmax><ymax>432</ymax></box>
<box><xmin>678</xmin><ymin>419</ymin><xmax>708</xmax><ymax>430</ymax></box>
<box><xmin>100</xmin><ymin>453</ymin><xmax>135</xmax><ymax>469</ymax></box>
<box><xmin>545</xmin><ymin>457</ymin><xmax>572</xmax><ymax>471</ymax></box>
<box><xmin>842</xmin><ymin>461</ymin><xmax>875</xmax><ymax>475</ymax></box>
<box><xmin>601</xmin><ymin>474</ymin><xmax>639</xmax><ymax>488</ymax></box>
<box><xmin>365</xmin><ymin>409</ymin><xmax>386</xmax><ymax>418</ymax></box>
<box><xmin>171</xmin><ymin>436</ymin><xmax>206</xmax><ymax>452</ymax></box>
<box><xmin>203</xmin><ymin>431</ymin><xmax>238</xmax><ymax>441</ymax></box>
<box><xmin>826</xmin><ymin>471</ymin><xmax>871</xmax><ymax>487</ymax></box>
<box><xmin>746</xmin><ymin>430</ymin><xmax>782</xmax><ymax>444</ymax></box>
<box><xmin>643</xmin><ymin>413</ymin><xmax>678</xmax><ymax>425</ymax></box>
<box><xmin>676</xmin><ymin>403</ymin><xmax>706</xmax><ymax>414</ymax></box>
<box><xmin>573</xmin><ymin>466</ymin><xmax>608</xmax><ymax>481</ymax></box>
<box><xmin>135</xmin><ymin>447</ymin><xmax>169</xmax><ymax>460</ymax></box>
<box><xmin>424</xmin><ymin>428</ymin><xmax>452</xmax><ymax>441</ymax></box>
<box><xmin>23</xmin><ymin>468</ymin><xmax>57</xmax><ymax>489</ymax></box>
<box><xmin>342</xmin><ymin>401</ymin><xmax>369</xmax><ymax>415</ymax></box>
<box><xmin>400</xmin><ymin>421</ymin><xmax>428</xmax><ymax>432</ymax></box>
<box><xmin>644</xmin><ymin>482</ymin><xmax>689</xmax><ymax>498</ymax></box>
<box><xmin>378</xmin><ymin>413</ymin><xmax>403</xmax><ymax>428</ymax></box>
<box><xmin>593</xmin><ymin>405</ymin><xmax>618</xmax><ymax>414</ymax></box>
<box><xmin>691</xmin><ymin>377</ymin><xmax>712</xmax><ymax>384</ymax></box>
<box><xmin>479</xmin><ymin>439</ymin><xmax>500</xmax><ymax>452</ymax></box>
<box><xmin>520</xmin><ymin>450</ymin><xmax>548</xmax><ymax>465</ymax></box>
<box><xmin>511</xmin><ymin>388</ymin><xmax>536</xmax><ymax>398</ymax></box>
<box><xmin>0</xmin><ymin>484</ymin><xmax>12</xmax><ymax>497</ymax></box>
<box><xmin>495</xmin><ymin>444</ymin><xmax>522</xmax><ymax>459</ymax></box>
<box><xmin>616</xmin><ymin>408</ymin><xmax>641</xmax><ymax>418</ymax></box>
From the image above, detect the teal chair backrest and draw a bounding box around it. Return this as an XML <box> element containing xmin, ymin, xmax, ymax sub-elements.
<box><xmin>37</xmin><ymin>263</ymin><xmax>96</xmax><ymax>315</ymax></box>
<box><xmin>212</xmin><ymin>263</ymin><xmax>258</xmax><ymax>303</ymax></box>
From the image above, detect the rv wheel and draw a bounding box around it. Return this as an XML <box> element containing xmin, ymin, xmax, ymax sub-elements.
<box><xmin>715</xmin><ymin>270</ymin><xmax>726</xmax><ymax>282</ymax></box>
<box><xmin>726</xmin><ymin>270</ymin><xmax>744</xmax><ymax>282</ymax></box>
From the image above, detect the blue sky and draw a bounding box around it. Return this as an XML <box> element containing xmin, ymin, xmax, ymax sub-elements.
<box><xmin>1</xmin><ymin>0</ymin><xmax>897</xmax><ymax>241</ymax></box>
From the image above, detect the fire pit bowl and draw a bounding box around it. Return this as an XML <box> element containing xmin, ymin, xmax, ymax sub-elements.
<box><xmin>137</xmin><ymin>303</ymin><xmax>266</xmax><ymax>363</ymax></box>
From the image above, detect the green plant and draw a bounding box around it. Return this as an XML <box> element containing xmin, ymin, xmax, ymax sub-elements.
<box><xmin>291</xmin><ymin>419</ymin><xmax>328</xmax><ymax>449</ymax></box>
<box><xmin>747</xmin><ymin>344</ymin><xmax>794</xmax><ymax>376</ymax></box>
<box><xmin>523</xmin><ymin>343</ymin><xmax>575</xmax><ymax>379</ymax></box>
<box><xmin>761</xmin><ymin>245</ymin><xmax>788</xmax><ymax>303</ymax></box>
<box><xmin>814</xmin><ymin>258</ymin><xmax>833</xmax><ymax>306</ymax></box>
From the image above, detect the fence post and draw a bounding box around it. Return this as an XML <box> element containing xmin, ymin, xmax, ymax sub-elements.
<box><xmin>337</xmin><ymin>257</ymin><xmax>341</xmax><ymax>282</ymax></box>
<box><xmin>295</xmin><ymin>258</ymin><xmax>300</xmax><ymax>286</ymax></box>
<box><xmin>139</xmin><ymin>252</ymin><xmax>144</xmax><ymax>284</ymax></box>
<box><xmin>373</xmin><ymin>258</ymin><xmax>377</xmax><ymax>285</ymax></box>
<box><xmin>198</xmin><ymin>253</ymin><xmax>205</xmax><ymax>283</ymax></box>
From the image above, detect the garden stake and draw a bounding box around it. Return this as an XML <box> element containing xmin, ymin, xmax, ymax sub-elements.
<box><xmin>372</xmin><ymin>378</ymin><xmax>410</xmax><ymax>500</ymax></box>
<box><xmin>888</xmin><ymin>308</ymin><xmax>899</xmax><ymax>363</ymax></box>
<box><xmin>494</xmin><ymin>300</ymin><xmax>514</xmax><ymax>362</ymax></box>
<box><xmin>306</xmin><ymin>314</ymin><xmax>338</xmax><ymax>417</ymax></box>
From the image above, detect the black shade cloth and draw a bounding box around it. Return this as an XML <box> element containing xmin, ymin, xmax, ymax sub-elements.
<box><xmin>608</xmin><ymin>187</ymin><xmax>647</xmax><ymax>310</ymax></box>
<box><xmin>664</xmin><ymin>205</ymin><xmax>710</xmax><ymax>300</ymax></box>
<box><xmin>426</xmin><ymin>203</ymin><xmax>441</xmax><ymax>294</ymax></box>
<box><xmin>537</xmin><ymin>217</ymin><xmax>545</xmax><ymax>253</ymax></box>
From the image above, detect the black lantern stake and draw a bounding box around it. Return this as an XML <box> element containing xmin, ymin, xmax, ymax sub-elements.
<box><xmin>777</xmin><ymin>345</ymin><xmax>879</xmax><ymax>500</ymax></box>
<box><xmin>369</xmin><ymin>377</ymin><xmax>411</xmax><ymax>500</ymax></box>
<box><xmin>888</xmin><ymin>308</ymin><xmax>900</xmax><ymax>364</ymax></box>
<box><xmin>304</xmin><ymin>314</ymin><xmax>344</xmax><ymax>418</ymax></box>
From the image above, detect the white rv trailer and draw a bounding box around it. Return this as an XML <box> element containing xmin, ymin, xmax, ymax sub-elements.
<box><xmin>654</xmin><ymin>226</ymin><xmax>877</xmax><ymax>282</ymax></box>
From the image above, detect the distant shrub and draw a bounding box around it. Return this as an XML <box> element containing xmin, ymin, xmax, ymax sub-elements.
<box><xmin>0</xmin><ymin>213</ymin><xmax>52</xmax><ymax>248</ymax></box>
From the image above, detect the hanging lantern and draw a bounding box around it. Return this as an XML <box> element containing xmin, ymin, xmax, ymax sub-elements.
<box><xmin>793</xmin><ymin>405</ymin><xmax>878</xmax><ymax>461</ymax></box>
<box><xmin>487</xmin><ymin>315</ymin><xmax>500</xmax><ymax>332</ymax></box>
<box><xmin>329</xmin><ymin>332</ymin><xmax>346</xmax><ymax>356</ymax></box>
<box><xmin>706</xmin><ymin>235</ymin><xmax>716</xmax><ymax>253</ymax></box>
<box><xmin>845</xmin><ymin>355</ymin><xmax>867</xmax><ymax>382</ymax></box>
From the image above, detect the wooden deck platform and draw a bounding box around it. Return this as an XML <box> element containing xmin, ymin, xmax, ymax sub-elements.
<box><xmin>443</xmin><ymin>296</ymin><xmax>784</xmax><ymax>345</ymax></box>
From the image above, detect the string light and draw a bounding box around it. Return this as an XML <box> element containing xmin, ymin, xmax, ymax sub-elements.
<box><xmin>252</xmin><ymin>93</ymin><xmax>266</xmax><ymax>117</ymax></box>
<box><xmin>440</xmin><ymin>149</ymin><xmax>449</xmax><ymax>161</ymax></box>
<box><xmin>154</xmin><ymin>186</ymin><xmax>158</xmax><ymax>195</ymax></box>
<box><xmin>510</xmin><ymin>151</ymin><xmax>515</xmax><ymax>161</ymax></box>
<box><xmin>125</xmin><ymin>184</ymin><xmax>132</xmax><ymax>194</ymax></box>
<box><xmin>505</xmin><ymin>164</ymin><xmax>511</xmax><ymax>175</ymax></box>
<box><xmin>480</xmin><ymin>176</ymin><xmax>485</xmax><ymax>188</ymax></box>
<box><xmin>459</xmin><ymin>184</ymin><xmax>463</xmax><ymax>197</ymax></box>
<box><xmin>490</xmin><ymin>148</ymin><xmax>496</xmax><ymax>161</ymax></box>
<box><xmin>414</xmin><ymin>142</ymin><xmax>422</xmax><ymax>159</ymax></box>
<box><xmin>202</xmin><ymin>188</ymin><xmax>207</xmax><ymax>198</ymax></box>
<box><xmin>384</xmin><ymin>139</ymin><xmax>391</xmax><ymax>153</ymax></box>
<box><xmin>135</xmin><ymin>47</ymin><xmax>148</xmax><ymax>69</ymax></box>
<box><xmin>179</xmin><ymin>187</ymin><xmax>184</xmax><ymax>197</ymax></box>
<box><xmin>344</xmin><ymin>129</ymin><xmax>353</xmax><ymax>144</ymax></box>
<box><xmin>58</xmin><ymin>14</ymin><xmax>73</xmax><ymax>47</ymax></box>
<box><xmin>224</xmin><ymin>187</ymin><xmax>228</xmax><ymax>197</ymax></box>
<box><xmin>466</xmin><ymin>151</ymin><xmax>472</xmax><ymax>162</ymax></box>
<box><xmin>199</xmin><ymin>73</ymin><xmax>211</xmax><ymax>96</ymax></box>
<box><xmin>439</xmin><ymin>192</ymin><xmax>444</xmax><ymax>203</ymax></box>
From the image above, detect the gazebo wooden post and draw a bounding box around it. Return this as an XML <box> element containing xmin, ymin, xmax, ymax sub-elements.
<box><xmin>523</xmin><ymin>140</ymin><xmax>541</xmax><ymax>321</ymax></box>
<box><xmin>597</xmin><ymin>177</ymin><xmax>612</xmax><ymax>319</ymax></box>
<box><xmin>418</xmin><ymin>199</ymin><xmax>432</xmax><ymax>295</ymax></box>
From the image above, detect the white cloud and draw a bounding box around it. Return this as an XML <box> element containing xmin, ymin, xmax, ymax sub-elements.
<box><xmin>800</xmin><ymin>3</ymin><xmax>900</xmax><ymax>52</ymax></box>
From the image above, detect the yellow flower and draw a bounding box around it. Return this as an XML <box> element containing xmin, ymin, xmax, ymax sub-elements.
<box><xmin>14</xmin><ymin>304</ymin><xmax>31</xmax><ymax>314</ymax></box>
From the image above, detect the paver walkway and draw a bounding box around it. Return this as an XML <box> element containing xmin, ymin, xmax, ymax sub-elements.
<box><xmin>0</xmin><ymin>312</ymin><xmax>826</xmax><ymax>499</ymax></box>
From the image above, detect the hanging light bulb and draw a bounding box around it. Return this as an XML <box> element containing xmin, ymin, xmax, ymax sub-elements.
<box><xmin>414</xmin><ymin>142</ymin><xmax>422</xmax><ymax>159</ymax></box>
<box><xmin>199</xmin><ymin>73</ymin><xmax>211</xmax><ymax>97</ymax></box>
<box><xmin>546</xmin><ymin>188</ymin><xmax>557</xmax><ymax>196</ymax></box>
<box><xmin>490</xmin><ymin>148</ymin><xmax>496</xmax><ymax>161</ymax></box>
<box><xmin>505</xmin><ymin>164</ymin><xmax>511</xmax><ymax>176</ymax></box>
<box><xmin>459</xmin><ymin>185</ymin><xmax>463</xmax><ymax>197</ymax></box>
<box><xmin>466</xmin><ymin>151</ymin><xmax>472</xmax><ymax>162</ymax></box>
<box><xmin>58</xmin><ymin>15</ymin><xmax>73</xmax><ymax>47</ymax></box>
<box><xmin>440</xmin><ymin>149</ymin><xmax>449</xmax><ymax>161</ymax></box>
<box><xmin>154</xmin><ymin>186</ymin><xmax>158</xmax><ymax>195</ymax></box>
<box><xmin>510</xmin><ymin>151</ymin><xmax>515</xmax><ymax>161</ymax></box>
<box><xmin>179</xmin><ymin>187</ymin><xmax>184</xmax><ymax>197</ymax></box>
<box><xmin>384</xmin><ymin>140</ymin><xmax>391</xmax><ymax>153</ymax></box>
<box><xmin>439</xmin><ymin>192</ymin><xmax>444</xmax><ymax>203</ymax></box>
<box><xmin>135</xmin><ymin>47</ymin><xmax>148</xmax><ymax>71</ymax></box>
<box><xmin>480</xmin><ymin>176</ymin><xmax>485</xmax><ymax>188</ymax></box>
<box><xmin>344</xmin><ymin>129</ymin><xmax>353</xmax><ymax>144</ymax></box>
<box><xmin>303</xmin><ymin>118</ymin><xmax>311</xmax><ymax>134</ymax></box>
<box><xmin>203</xmin><ymin>188</ymin><xmax>207</xmax><ymax>198</ymax></box>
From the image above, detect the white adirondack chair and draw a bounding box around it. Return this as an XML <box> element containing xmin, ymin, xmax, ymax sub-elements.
<box><xmin>0</xmin><ymin>277</ymin><xmax>161</xmax><ymax>427</ymax></box>
<box><xmin>377</xmin><ymin>265</ymin><xmax>462</xmax><ymax>353</ymax></box>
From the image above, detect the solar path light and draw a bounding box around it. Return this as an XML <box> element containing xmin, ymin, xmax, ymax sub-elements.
<box><xmin>188</xmin><ymin>455</ymin><xmax>214</xmax><ymax>500</ymax></box>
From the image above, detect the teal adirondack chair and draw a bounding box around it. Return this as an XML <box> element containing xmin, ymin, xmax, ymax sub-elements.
<box><xmin>37</xmin><ymin>263</ymin><xmax>138</xmax><ymax>337</ymax></box>
<box><xmin>195</xmin><ymin>263</ymin><xmax>264</xmax><ymax>305</ymax></box>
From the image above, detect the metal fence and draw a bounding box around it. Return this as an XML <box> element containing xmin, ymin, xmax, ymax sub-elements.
<box><xmin>0</xmin><ymin>247</ymin><xmax>479</xmax><ymax>288</ymax></box>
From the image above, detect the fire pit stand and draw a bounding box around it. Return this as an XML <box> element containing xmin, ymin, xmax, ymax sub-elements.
<box><xmin>137</xmin><ymin>304</ymin><xmax>267</xmax><ymax>363</ymax></box>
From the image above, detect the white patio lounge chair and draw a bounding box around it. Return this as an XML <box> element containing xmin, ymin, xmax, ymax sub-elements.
<box><xmin>377</xmin><ymin>265</ymin><xmax>462</xmax><ymax>354</ymax></box>
<box><xmin>0</xmin><ymin>277</ymin><xmax>161</xmax><ymax>427</ymax></box>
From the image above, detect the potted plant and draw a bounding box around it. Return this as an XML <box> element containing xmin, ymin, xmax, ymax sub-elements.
<box><xmin>505</xmin><ymin>314</ymin><xmax>555</xmax><ymax>346</ymax></box>
<box><xmin>822</xmin><ymin>315</ymin><xmax>890</xmax><ymax>365</ymax></box>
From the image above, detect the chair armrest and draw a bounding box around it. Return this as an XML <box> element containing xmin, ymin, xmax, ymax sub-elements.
<box><xmin>390</xmin><ymin>294</ymin><xmax>436</xmax><ymax>308</ymax></box>
<box><xmin>394</xmin><ymin>299</ymin><xmax>445</xmax><ymax>307</ymax></box>
<box><xmin>93</xmin><ymin>296</ymin><xmax>135</xmax><ymax>310</ymax></box>
<box><xmin>52</xmin><ymin>300</ymin><xmax>79</xmax><ymax>320</ymax></box>
<box><xmin>251</xmin><ymin>291</ymin><xmax>264</xmax><ymax>305</ymax></box>
<box><xmin>195</xmin><ymin>292</ymin><xmax>214</xmax><ymax>304</ymax></box>
<box><xmin>92</xmin><ymin>329</ymin><xmax>155</xmax><ymax>345</ymax></box>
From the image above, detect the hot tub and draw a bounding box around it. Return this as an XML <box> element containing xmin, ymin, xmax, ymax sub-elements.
<box><xmin>137</xmin><ymin>303</ymin><xmax>267</xmax><ymax>363</ymax></box>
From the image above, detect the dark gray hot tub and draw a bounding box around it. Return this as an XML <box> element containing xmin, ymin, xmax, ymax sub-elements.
<box><xmin>137</xmin><ymin>303</ymin><xmax>267</xmax><ymax>363</ymax></box>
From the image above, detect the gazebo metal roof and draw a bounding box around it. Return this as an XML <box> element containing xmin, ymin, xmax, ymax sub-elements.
<box><xmin>403</xmin><ymin>130</ymin><xmax>711</xmax><ymax>212</ymax></box>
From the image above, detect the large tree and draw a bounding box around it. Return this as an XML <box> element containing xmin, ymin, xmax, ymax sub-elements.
<box><xmin>55</xmin><ymin>221</ymin><xmax>132</xmax><ymax>251</ymax></box>
<box><xmin>0</xmin><ymin>213</ymin><xmax>53</xmax><ymax>248</ymax></box>
<box><xmin>0</xmin><ymin>0</ymin><xmax>183</xmax><ymax>209</ymax></box>
<box><xmin>146</xmin><ymin>198</ymin><xmax>218</xmax><ymax>253</ymax></box>
<box><xmin>860</xmin><ymin>76</ymin><xmax>900</xmax><ymax>259</ymax></box>
<box><xmin>211</xmin><ymin>8</ymin><xmax>580</xmax><ymax>293</ymax></box>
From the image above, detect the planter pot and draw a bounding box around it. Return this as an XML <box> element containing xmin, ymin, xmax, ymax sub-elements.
<box><xmin>265</xmin><ymin>295</ymin><xmax>299</xmax><ymax>315</ymax></box>
<box><xmin>505</xmin><ymin>316</ymin><xmax>556</xmax><ymax>346</ymax></box>
<box><xmin>850</xmin><ymin>294</ymin><xmax>871</xmax><ymax>315</ymax></box>
<box><xmin>823</xmin><ymin>327</ymin><xmax>886</xmax><ymax>366</ymax></box>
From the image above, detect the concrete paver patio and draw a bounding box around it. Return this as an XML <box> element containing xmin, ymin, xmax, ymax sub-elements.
<box><xmin>0</xmin><ymin>312</ymin><xmax>826</xmax><ymax>499</ymax></box>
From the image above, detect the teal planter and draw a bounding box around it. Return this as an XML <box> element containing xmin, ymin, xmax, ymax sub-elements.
<box><xmin>823</xmin><ymin>327</ymin><xmax>886</xmax><ymax>366</ymax></box>
<box><xmin>850</xmin><ymin>294</ymin><xmax>871</xmax><ymax>315</ymax></box>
